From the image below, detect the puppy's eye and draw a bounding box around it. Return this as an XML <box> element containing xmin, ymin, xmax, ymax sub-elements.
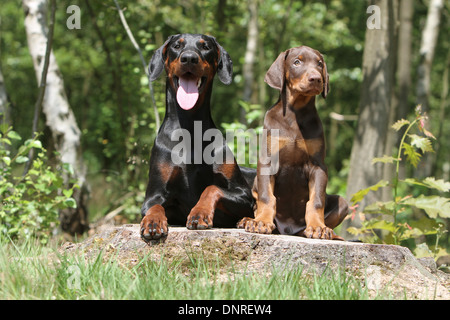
<box><xmin>318</xmin><ymin>61</ymin><xmax>323</xmax><ymax>68</ymax></box>
<box><xmin>202</xmin><ymin>44</ymin><xmax>210</xmax><ymax>50</ymax></box>
<box><xmin>173</xmin><ymin>44</ymin><xmax>181</xmax><ymax>49</ymax></box>
<box><xmin>294</xmin><ymin>59</ymin><xmax>302</xmax><ymax>66</ymax></box>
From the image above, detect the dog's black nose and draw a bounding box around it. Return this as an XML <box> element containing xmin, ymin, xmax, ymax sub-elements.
<box><xmin>180</xmin><ymin>51</ymin><xmax>199</xmax><ymax>65</ymax></box>
<box><xmin>308</xmin><ymin>73</ymin><xmax>322</xmax><ymax>84</ymax></box>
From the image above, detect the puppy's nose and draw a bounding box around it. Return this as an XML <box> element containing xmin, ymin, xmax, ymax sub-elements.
<box><xmin>308</xmin><ymin>73</ymin><xmax>322</xmax><ymax>84</ymax></box>
<box><xmin>180</xmin><ymin>51</ymin><xmax>199</xmax><ymax>65</ymax></box>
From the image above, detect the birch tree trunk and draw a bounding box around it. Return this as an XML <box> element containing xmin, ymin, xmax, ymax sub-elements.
<box><xmin>416</xmin><ymin>0</ymin><xmax>444</xmax><ymax>113</ymax></box>
<box><xmin>415</xmin><ymin>0</ymin><xmax>444</xmax><ymax>178</ymax></box>
<box><xmin>0</xmin><ymin>67</ymin><xmax>10</xmax><ymax>127</ymax></box>
<box><xmin>23</xmin><ymin>0</ymin><xmax>89</xmax><ymax>235</ymax></box>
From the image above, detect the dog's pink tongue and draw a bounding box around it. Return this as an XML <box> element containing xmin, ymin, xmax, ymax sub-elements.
<box><xmin>177</xmin><ymin>77</ymin><xmax>199</xmax><ymax>110</ymax></box>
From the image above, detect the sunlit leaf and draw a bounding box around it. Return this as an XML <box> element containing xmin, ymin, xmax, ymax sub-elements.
<box><xmin>403</xmin><ymin>177</ymin><xmax>450</xmax><ymax>192</ymax></box>
<box><xmin>350</xmin><ymin>180</ymin><xmax>389</xmax><ymax>204</ymax></box>
<box><xmin>414</xmin><ymin>243</ymin><xmax>433</xmax><ymax>258</ymax></box>
<box><xmin>408</xmin><ymin>134</ymin><xmax>433</xmax><ymax>153</ymax></box>
<box><xmin>7</xmin><ymin>130</ymin><xmax>21</xmax><ymax>140</ymax></box>
<box><xmin>372</xmin><ymin>155</ymin><xmax>400</xmax><ymax>165</ymax></box>
<box><xmin>402</xmin><ymin>195</ymin><xmax>450</xmax><ymax>219</ymax></box>
<box><xmin>15</xmin><ymin>156</ymin><xmax>29</xmax><ymax>163</ymax></box>
<box><xmin>365</xmin><ymin>219</ymin><xmax>397</xmax><ymax>233</ymax></box>
<box><xmin>402</xmin><ymin>143</ymin><xmax>421</xmax><ymax>168</ymax></box>
<box><xmin>2</xmin><ymin>156</ymin><xmax>11</xmax><ymax>166</ymax></box>
<box><xmin>363</xmin><ymin>201</ymin><xmax>396</xmax><ymax>215</ymax></box>
<box><xmin>392</xmin><ymin>119</ymin><xmax>410</xmax><ymax>131</ymax></box>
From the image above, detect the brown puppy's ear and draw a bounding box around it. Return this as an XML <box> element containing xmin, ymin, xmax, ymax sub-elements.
<box><xmin>321</xmin><ymin>55</ymin><xmax>330</xmax><ymax>99</ymax></box>
<box><xmin>148</xmin><ymin>35</ymin><xmax>175</xmax><ymax>81</ymax></box>
<box><xmin>264</xmin><ymin>49</ymin><xmax>290</xmax><ymax>91</ymax></box>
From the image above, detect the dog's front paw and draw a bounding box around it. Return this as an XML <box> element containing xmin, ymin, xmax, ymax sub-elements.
<box><xmin>303</xmin><ymin>225</ymin><xmax>343</xmax><ymax>240</ymax></box>
<box><xmin>140</xmin><ymin>205</ymin><xmax>168</xmax><ymax>243</ymax></box>
<box><xmin>186</xmin><ymin>205</ymin><xmax>213</xmax><ymax>230</ymax></box>
<box><xmin>237</xmin><ymin>217</ymin><xmax>275</xmax><ymax>234</ymax></box>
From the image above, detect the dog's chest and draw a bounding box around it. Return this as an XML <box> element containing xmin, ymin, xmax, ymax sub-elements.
<box><xmin>272</xmin><ymin>136</ymin><xmax>323</xmax><ymax>165</ymax></box>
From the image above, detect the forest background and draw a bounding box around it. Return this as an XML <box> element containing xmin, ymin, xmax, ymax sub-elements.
<box><xmin>0</xmin><ymin>0</ymin><xmax>449</xmax><ymax>257</ymax></box>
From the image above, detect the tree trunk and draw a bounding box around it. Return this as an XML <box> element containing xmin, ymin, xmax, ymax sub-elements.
<box><xmin>416</xmin><ymin>0</ymin><xmax>444</xmax><ymax>113</ymax></box>
<box><xmin>344</xmin><ymin>0</ymin><xmax>398</xmax><ymax>237</ymax></box>
<box><xmin>381</xmin><ymin>0</ymin><xmax>399</xmax><ymax>202</ymax></box>
<box><xmin>415</xmin><ymin>0</ymin><xmax>444</xmax><ymax>178</ymax></box>
<box><xmin>393</xmin><ymin>0</ymin><xmax>414</xmax><ymax>184</ymax></box>
<box><xmin>396</xmin><ymin>0</ymin><xmax>414</xmax><ymax>122</ymax></box>
<box><xmin>0</xmin><ymin>67</ymin><xmax>10</xmax><ymax>127</ymax></box>
<box><xmin>241</xmin><ymin>0</ymin><xmax>259</xmax><ymax>123</ymax></box>
<box><xmin>23</xmin><ymin>0</ymin><xmax>89</xmax><ymax>235</ymax></box>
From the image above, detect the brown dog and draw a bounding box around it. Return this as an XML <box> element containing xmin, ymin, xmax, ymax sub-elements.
<box><xmin>238</xmin><ymin>46</ymin><xmax>348</xmax><ymax>240</ymax></box>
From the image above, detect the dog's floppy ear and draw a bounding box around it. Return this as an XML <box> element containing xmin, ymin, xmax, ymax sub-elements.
<box><xmin>212</xmin><ymin>37</ymin><xmax>233</xmax><ymax>85</ymax></box>
<box><xmin>148</xmin><ymin>35</ymin><xmax>175</xmax><ymax>81</ymax></box>
<box><xmin>321</xmin><ymin>55</ymin><xmax>330</xmax><ymax>99</ymax></box>
<box><xmin>264</xmin><ymin>49</ymin><xmax>290</xmax><ymax>91</ymax></box>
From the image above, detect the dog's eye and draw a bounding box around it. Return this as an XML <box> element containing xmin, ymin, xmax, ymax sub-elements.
<box><xmin>202</xmin><ymin>44</ymin><xmax>210</xmax><ymax>50</ymax></box>
<box><xmin>318</xmin><ymin>61</ymin><xmax>323</xmax><ymax>68</ymax></box>
<box><xmin>293</xmin><ymin>59</ymin><xmax>302</xmax><ymax>66</ymax></box>
<box><xmin>173</xmin><ymin>44</ymin><xmax>181</xmax><ymax>49</ymax></box>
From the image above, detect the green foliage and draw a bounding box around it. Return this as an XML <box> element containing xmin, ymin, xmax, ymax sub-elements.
<box><xmin>349</xmin><ymin>107</ymin><xmax>449</xmax><ymax>255</ymax></box>
<box><xmin>1</xmin><ymin>0</ymin><xmax>448</xmax><ymax>238</ymax></box>
<box><xmin>0</xmin><ymin>126</ymin><xmax>78</xmax><ymax>243</ymax></box>
<box><xmin>222</xmin><ymin>100</ymin><xmax>263</xmax><ymax>169</ymax></box>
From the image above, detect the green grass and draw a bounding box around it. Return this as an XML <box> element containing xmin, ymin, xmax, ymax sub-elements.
<box><xmin>0</xmin><ymin>236</ymin><xmax>375</xmax><ymax>300</ymax></box>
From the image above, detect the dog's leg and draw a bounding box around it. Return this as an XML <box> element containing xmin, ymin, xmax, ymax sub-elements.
<box><xmin>303</xmin><ymin>167</ymin><xmax>342</xmax><ymax>240</ymax></box>
<box><xmin>186</xmin><ymin>185</ymin><xmax>223</xmax><ymax>229</ymax></box>
<box><xmin>322</xmin><ymin>194</ymin><xmax>348</xmax><ymax>240</ymax></box>
<box><xmin>140</xmin><ymin>204</ymin><xmax>168</xmax><ymax>242</ymax></box>
<box><xmin>186</xmin><ymin>160</ymin><xmax>254</xmax><ymax>229</ymax></box>
<box><xmin>237</xmin><ymin>172</ymin><xmax>276</xmax><ymax>234</ymax></box>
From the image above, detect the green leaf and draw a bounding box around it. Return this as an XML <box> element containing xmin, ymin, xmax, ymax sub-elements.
<box><xmin>372</xmin><ymin>155</ymin><xmax>400</xmax><ymax>165</ymax></box>
<box><xmin>408</xmin><ymin>216</ymin><xmax>441</xmax><ymax>235</ymax></box>
<box><xmin>392</xmin><ymin>119</ymin><xmax>410</xmax><ymax>131</ymax></box>
<box><xmin>29</xmin><ymin>140</ymin><xmax>42</xmax><ymax>149</ymax></box>
<box><xmin>63</xmin><ymin>189</ymin><xmax>73</xmax><ymax>198</ymax></box>
<box><xmin>346</xmin><ymin>227</ymin><xmax>362</xmax><ymax>236</ymax></box>
<box><xmin>403</xmin><ymin>177</ymin><xmax>450</xmax><ymax>192</ymax></box>
<box><xmin>64</xmin><ymin>198</ymin><xmax>77</xmax><ymax>209</ymax></box>
<box><xmin>365</xmin><ymin>219</ymin><xmax>397</xmax><ymax>233</ymax></box>
<box><xmin>2</xmin><ymin>156</ymin><xmax>11</xmax><ymax>166</ymax></box>
<box><xmin>350</xmin><ymin>180</ymin><xmax>389</xmax><ymax>204</ymax></box>
<box><xmin>15</xmin><ymin>156</ymin><xmax>29</xmax><ymax>164</ymax></box>
<box><xmin>7</xmin><ymin>130</ymin><xmax>21</xmax><ymax>140</ymax></box>
<box><xmin>408</xmin><ymin>134</ymin><xmax>433</xmax><ymax>153</ymax></box>
<box><xmin>1</xmin><ymin>137</ymin><xmax>11</xmax><ymax>145</ymax></box>
<box><xmin>402</xmin><ymin>143</ymin><xmax>421</xmax><ymax>168</ymax></box>
<box><xmin>414</xmin><ymin>243</ymin><xmax>433</xmax><ymax>258</ymax></box>
<box><xmin>364</xmin><ymin>201</ymin><xmax>396</xmax><ymax>215</ymax></box>
<box><xmin>402</xmin><ymin>195</ymin><xmax>450</xmax><ymax>219</ymax></box>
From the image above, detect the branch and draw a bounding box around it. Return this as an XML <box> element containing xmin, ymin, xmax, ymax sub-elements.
<box><xmin>23</xmin><ymin>0</ymin><xmax>56</xmax><ymax>176</ymax></box>
<box><xmin>113</xmin><ymin>0</ymin><xmax>160</xmax><ymax>130</ymax></box>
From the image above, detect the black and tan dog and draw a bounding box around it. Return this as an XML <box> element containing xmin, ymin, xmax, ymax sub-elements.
<box><xmin>238</xmin><ymin>46</ymin><xmax>348</xmax><ymax>240</ymax></box>
<box><xmin>140</xmin><ymin>34</ymin><xmax>255</xmax><ymax>242</ymax></box>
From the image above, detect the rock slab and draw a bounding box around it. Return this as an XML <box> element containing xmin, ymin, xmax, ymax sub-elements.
<box><xmin>61</xmin><ymin>224</ymin><xmax>450</xmax><ymax>299</ymax></box>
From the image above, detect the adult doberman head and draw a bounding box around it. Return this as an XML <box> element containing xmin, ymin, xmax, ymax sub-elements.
<box><xmin>264</xmin><ymin>46</ymin><xmax>329</xmax><ymax>110</ymax></box>
<box><xmin>148</xmin><ymin>34</ymin><xmax>233</xmax><ymax>111</ymax></box>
